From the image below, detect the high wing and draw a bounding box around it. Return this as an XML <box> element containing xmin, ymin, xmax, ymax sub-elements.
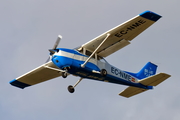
<box><xmin>10</xmin><ymin>61</ymin><xmax>63</xmax><ymax>89</ymax></box>
<box><xmin>76</xmin><ymin>11</ymin><xmax>162</xmax><ymax>57</ymax></box>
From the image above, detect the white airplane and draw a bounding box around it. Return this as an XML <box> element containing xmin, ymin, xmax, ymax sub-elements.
<box><xmin>10</xmin><ymin>11</ymin><xmax>171</xmax><ymax>98</ymax></box>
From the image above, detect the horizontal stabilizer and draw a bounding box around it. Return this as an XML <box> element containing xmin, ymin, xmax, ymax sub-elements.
<box><xmin>139</xmin><ymin>73</ymin><xmax>171</xmax><ymax>86</ymax></box>
<box><xmin>119</xmin><ymin>86</ymin><xmax>147</xmax><ymax>98</ymax></box>
<box><xmin>119</xmin><ymin>73</ymin><xmax>171</xmax><ymax>98</ymax></box>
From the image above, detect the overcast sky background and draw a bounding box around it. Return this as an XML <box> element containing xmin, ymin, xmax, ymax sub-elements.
<box><xmin>0</xmin><ymin>0</ymin><xmax>179</xmax><ymax>120</ymax></box>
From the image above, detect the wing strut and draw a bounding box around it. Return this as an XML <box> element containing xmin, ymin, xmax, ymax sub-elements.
<box><xmin>44</xmin><ymin>65</ymin><xmax>66</xmax><ymax>73</ymax></box>
<box><xmin>81</xmin><ymin>33</ymin><xmax>110</xmax><ymax>68</ymax></box>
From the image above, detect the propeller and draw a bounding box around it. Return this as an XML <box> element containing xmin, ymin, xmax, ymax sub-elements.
<box><xmin>52</xmin><ymin>35</ymin><xmax>62</xmax><ymax>50</ymax></box>
<box><xmin>46</xmin><ymin>35</ymin><xmax>62</xmax><ymax>62</ymax></box>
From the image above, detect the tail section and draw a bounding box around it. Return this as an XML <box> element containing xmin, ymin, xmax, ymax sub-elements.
<box><xmin>119</xmin><ymin>73</ymin><xmax>171</xmax><ymax>98</ymax></box>
<box><xmin>136</xmin><ymin>62</ymin><xmax>157</xmax><ymax>79</ymax></box>
<box><xmin>126</xmin><ymin>62</ymin><xmax>157</xmax><ymax>79</ymax></box>
<box><xmin>139</xmin><ymin>73</ymin><xmax>171</xmax><ymax>86</ymax></box>
<box><xmin>130</xmin><ymin>62</ymin><xmax>157</xmax><ymax>79</ymax></box>
<box><xmin>120</xmin><ymin>62</ymin><xmax>171</xmax><ymax>98</ymax></box>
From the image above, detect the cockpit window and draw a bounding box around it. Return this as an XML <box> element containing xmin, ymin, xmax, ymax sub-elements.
<box><xmin>75</xmin><ymin>47</ymin><xmax>106</xmax><ymax>60</ymax></box>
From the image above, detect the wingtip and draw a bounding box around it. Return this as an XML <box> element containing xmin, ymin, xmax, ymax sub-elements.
<box><xmin>10</xmin><ymin>79</ymin><xmax>30</xmax><ymax>89</ymax></box>
<box><xmin>139</xmin><ymin>10</ymin><xmax>162</xmax><ymax>22</ymax></box>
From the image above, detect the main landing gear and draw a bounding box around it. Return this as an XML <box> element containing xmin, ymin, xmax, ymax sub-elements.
<box><xmin>67</xmin><ymin>69</ymin><xmax>107</xmax><ymax>93</ymax></box>
<box><xmin>62</xmin><ymin>67</ymin><xmax>107</xmax><ymax>93</ymax></box>
<box><xmin>100</xmin><ymin>69</ymin><xmax>107</xmax><ymax>76</ymax></box>
<box><xmin>68</xmin><ymin>85</ymin><xmax>75</xmax><ymax>93</ymax></box>
<box><xmin>67</xmin><ymin>78</ymin><xmax>83</xmax><ymax>93</ymax></box>
<box><xmin>60</xmin><ymin>67</ymin><xmax>83</xmax><ymax>93</ymax></box>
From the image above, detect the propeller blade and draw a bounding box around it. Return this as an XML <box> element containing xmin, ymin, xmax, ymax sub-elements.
<box><xmin>46</xmin><ymin>35</ymin><xmax>62</xmax><ymax>63</ymax></box>
<box><xmin>52</xmin><ymin>35</ymin><xmax>62</xmax><ymax>50</ymax></box>
<box><xmin>45</xmin><ymin>56</ymin><xmax>51</xmax><ymax>63</ymax></box>
<box><xmin>49</xmin><ymin>49</ymin><xmax>56</xmax><ymax>54</ymax></box>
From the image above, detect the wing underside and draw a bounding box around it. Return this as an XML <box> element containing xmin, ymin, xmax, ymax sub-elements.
<box><xmin>77</xmin><ymin>11</ymin><xmax>162</xmax><ymax>57</ymax></box>
<box><xmin>10</xmin><ymin>61</ymin><xmax>62</xmax><ymax>89</ymax></box>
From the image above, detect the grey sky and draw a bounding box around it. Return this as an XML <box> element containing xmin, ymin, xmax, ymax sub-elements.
<box><xmin>0</xmin><ymin>0</ymin><xmax>179</xmax><ymax>120</ymax></box>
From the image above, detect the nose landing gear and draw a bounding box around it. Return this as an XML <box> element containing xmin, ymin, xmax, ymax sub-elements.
<box><xmin>62</xmin><ymin>67</ymin><xmax>70</xmax><ymax>78</ymax></box>
<box><xmin>62</xmin><ymin>72</ymin><xmax>68</xmax><ymax>78</ymax></box>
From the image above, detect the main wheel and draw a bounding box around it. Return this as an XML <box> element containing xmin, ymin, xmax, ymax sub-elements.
<box><xmin>68</xmin><ymin>85</ymin><xmax>75</xmax><ymax>93</ymax></box>
<box><xmin>62</xmin><ymin>72</ymin><xmax>68</xmax><ymax>78</ymax></box>
<box><xmin>101</xmin><ymin>69</ymin><xmax>107</xmax><ymax>76</ymax></box>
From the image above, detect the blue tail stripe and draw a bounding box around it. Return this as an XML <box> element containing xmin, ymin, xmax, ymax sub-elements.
<box><xmin>136</xmin><ymin>62</ymin><xmax>157</xmax><ymax>79</ymax></box>
<box><xmin>125</xmin><ymin>62</ymin><xmax>157</xmax><ymax>80</ymax></box>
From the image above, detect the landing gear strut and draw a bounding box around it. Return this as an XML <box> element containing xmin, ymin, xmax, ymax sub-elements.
<box><xmin>68</xmin><ymin>78</ymin><xmax>83</xmax><ymax>93</ymax></box>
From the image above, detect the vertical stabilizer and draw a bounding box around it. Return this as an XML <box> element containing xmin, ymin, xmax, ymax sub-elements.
<box><xmin>136</xmin><ymin>62</ymin><xmax>157</xmax><ymax>79</ymax></box>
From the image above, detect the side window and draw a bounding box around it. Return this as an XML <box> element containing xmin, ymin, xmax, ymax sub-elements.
<box><xmin>98</xmin><ymin>56</ymin><xmax>107</xmax><ymax>63</ymax></box>
<box><xmin>100</xmin><ymin>58</ymin><xmax>106</xmax><ymax>63</ymax></box>
<box><xmin>85</xmin><ymin>50</ymin><xmax>91</xmax><ymax>56</ymax></box>
<box><xmin>76</xmin><ymin>47</ymin><xmax>96</xmax><ymax>59</ymax></box>
<box><xmin>85</xmin><ymin>50</ymin><xmax>95</xmax><ymax>59</ymax></box>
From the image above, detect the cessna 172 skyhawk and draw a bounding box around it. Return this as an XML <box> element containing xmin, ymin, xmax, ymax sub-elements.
<box><xmin>10</xmin><ymin>11</ymin><xmax>171</xmax><ymax>98</ymax></box>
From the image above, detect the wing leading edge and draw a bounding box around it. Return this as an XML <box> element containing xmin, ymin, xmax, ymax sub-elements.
<box><xmin>10</xmin><ymin>61</ymin><xmax>63</xmax><ymax>89</ymax></box>
<box><xmin>77</xmin><ymin>11</ymin><xmax>162</xmax><ymax>57</ymax></box>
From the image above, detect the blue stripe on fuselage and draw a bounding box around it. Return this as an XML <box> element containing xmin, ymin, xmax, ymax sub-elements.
<box><xmin>105</xmin><ymin>74</ymin><xmax>148</xmax><ymax>89</ymax></box>
<box><xmin>69</xmin><ymin>67</ymin><xmax>150</xmax><ymax>89</ymax></box>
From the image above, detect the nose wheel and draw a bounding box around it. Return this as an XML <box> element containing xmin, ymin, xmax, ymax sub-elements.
<box><xmin>62</xmin><ymin>72</ymin><xmax>68</xmax><ymax>78</ymax></box>
<box><xmin>67</xmin><ymin>78</ymin><xmax>83</xmax><ymax>93</ymax></box>
<box><xmin>62</xmin><ymin>67</ymin><xmax>70</xmax><ymax>78</ymax></box>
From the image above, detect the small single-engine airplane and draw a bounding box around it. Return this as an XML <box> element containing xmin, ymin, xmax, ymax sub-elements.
<box><xmin>10</xmin><ymin>11</ymin><xmax>171</xmax><ymax>98</ymax></box>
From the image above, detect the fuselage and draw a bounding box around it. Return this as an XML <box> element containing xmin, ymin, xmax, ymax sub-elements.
<box><xmin>51</xmin><ymin>48</ymin><xmax>149</xmax><ymax>89</ymax></box>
